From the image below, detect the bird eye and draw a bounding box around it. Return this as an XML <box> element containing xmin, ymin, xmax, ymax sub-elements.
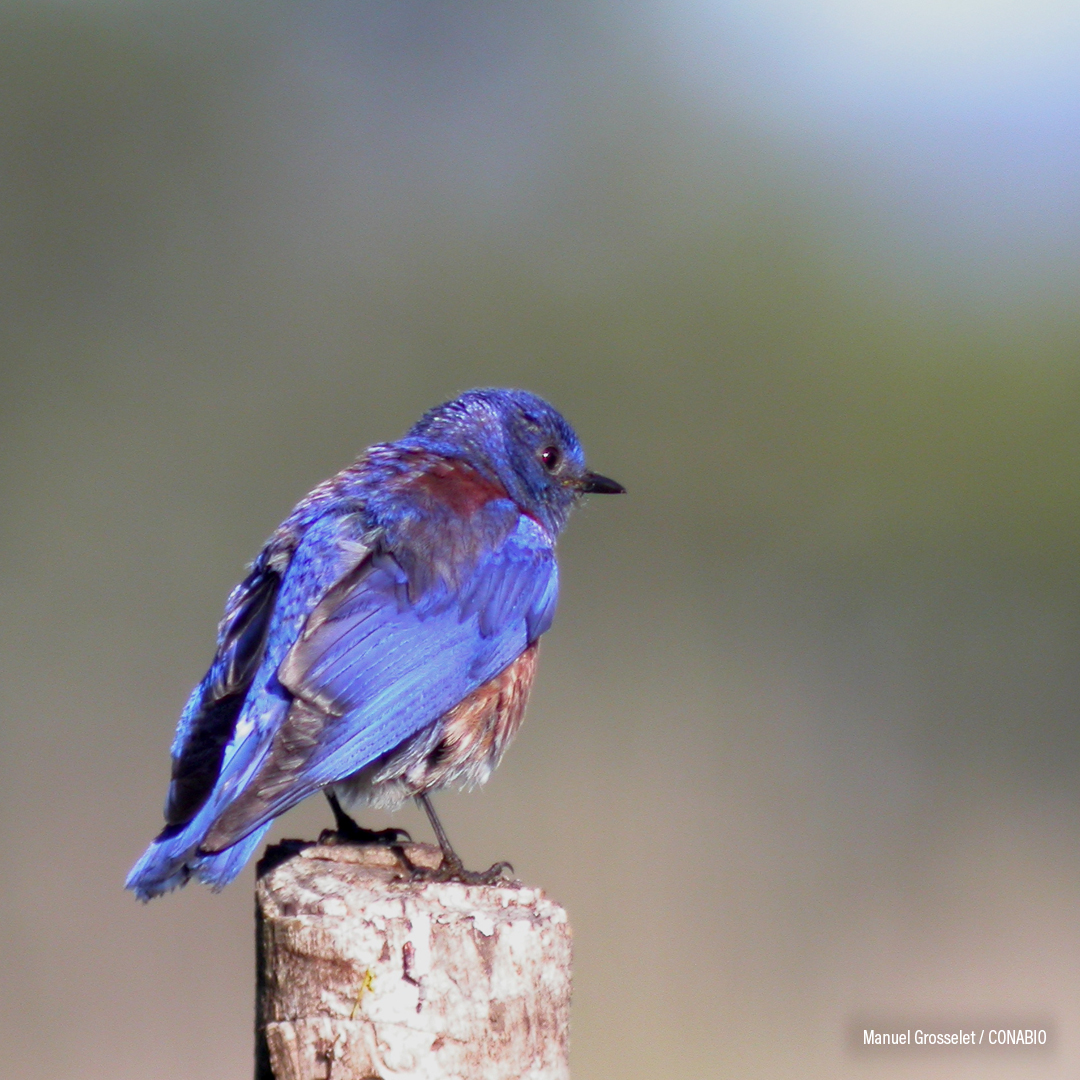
<box><xmin>540</xmin><ymin>445</ymin><xmax>561</xmax><ymax>472</ymax></box>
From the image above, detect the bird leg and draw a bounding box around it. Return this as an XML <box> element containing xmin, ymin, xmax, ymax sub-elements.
<box><xmin>409</xmin><ymin>793</ymin><xmax>514</xmax><ymax>885</ymax></box>
<box><xmin>319</xmin><ymin>790</ymin><xmax>412</xmax><ymax>846</ymax></box>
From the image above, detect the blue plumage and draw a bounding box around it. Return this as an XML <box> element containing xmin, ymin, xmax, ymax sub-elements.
<box><xmin>126</xmin><ymin>389</ymin><xmax>622</xmax><ymax>899</ymax></box>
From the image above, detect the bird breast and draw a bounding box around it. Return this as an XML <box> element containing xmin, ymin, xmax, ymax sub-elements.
<box><xmin>337</xmin><ymin>642</ymin><xmax>539</xmax><ymax>810</ymax></box>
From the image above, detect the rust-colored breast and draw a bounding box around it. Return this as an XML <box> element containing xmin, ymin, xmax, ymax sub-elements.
<box><xmin>405</xmin><ymin>455</ymin><xmax>510</xmax><ymax>516</ymax></box>
<box><xmin>422</xmin><ymin>642</ymin><xmax>539</xmax><ymax>791</ymax></box>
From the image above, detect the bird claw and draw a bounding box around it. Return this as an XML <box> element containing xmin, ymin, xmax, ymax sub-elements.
<box><xmin>471</xmin><ymin>860</ymin><xmax>516</xmax><ymax>885</ymax></box>
<box><xmin>404</xmin><ymin>854</ymin><xmax>515</xmax><ymax>885</ymax></box>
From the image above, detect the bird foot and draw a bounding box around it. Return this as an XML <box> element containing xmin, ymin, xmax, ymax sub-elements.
<box><xmin>318</xmin><ymin>823</ymin><xmax>412</xmax><ymax>847</ymax></box>
<box><xmin>398</xmin><ymin>850</ymin><xmax>515</xmax><ymax>885</ymax></box>
<box><xmin>321</xmin><ymin>789</ymin><xmax>411</xmax><ymax>848</ymax></box>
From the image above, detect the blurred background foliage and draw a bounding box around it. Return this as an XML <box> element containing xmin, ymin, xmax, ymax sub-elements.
<box><xmin>2</xmin><ymin>3</ymin><xmax>1080</xmax><ymax>1078</ymax></box>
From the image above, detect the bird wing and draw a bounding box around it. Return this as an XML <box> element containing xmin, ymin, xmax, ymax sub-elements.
<box><xmin>162</xmin><ymin>563</ymin><xmax>280</xmax><ymax>830</ymax></box>
<box><xmin>200</xmin><ymin>512</ymin><xmax>558</xmax><ymax>850</ymax></box>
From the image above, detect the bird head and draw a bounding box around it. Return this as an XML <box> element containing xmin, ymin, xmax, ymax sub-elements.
<box><xmin>406</xmin><ymin>388</ymin><xmax>625</xmax><ymax>535</ymax></box>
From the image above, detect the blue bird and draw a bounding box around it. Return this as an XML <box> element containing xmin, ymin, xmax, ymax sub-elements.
<box><xmin>126</xmin><ymin>389</ymin><xmax>623</xmax><ymax>899</ymax></box>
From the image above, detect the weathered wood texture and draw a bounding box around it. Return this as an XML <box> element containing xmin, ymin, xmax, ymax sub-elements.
<box><xmin>255</xmin><ymin>841</ymin><xmax>572</xmax><ymax>1080</ymax></box>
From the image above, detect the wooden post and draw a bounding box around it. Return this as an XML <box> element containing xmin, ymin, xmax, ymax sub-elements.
<box><xmin>255</xmin><ymin>840</ymin><xmax>572</xmax><ymax>1080</ymax></box>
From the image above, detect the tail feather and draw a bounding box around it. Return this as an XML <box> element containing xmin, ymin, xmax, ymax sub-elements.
<box><xmin>193</xmin><ymin>824</ymin><xmax>272</xmax><ymax>891</ymax></box>
<box><xmin>127</xmin><ymin>688</ymin><xmax>287</xmax><ymax>900</ymax></box>
<box><xmin>125</xmin><ymin>814</ymin><xmax>272</xmax><ymax>901</ymax></box>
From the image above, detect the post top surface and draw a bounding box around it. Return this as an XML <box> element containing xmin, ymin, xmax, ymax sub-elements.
<box><xmin>256</xmin><ymin>840</ymin><xmax>569</xmax><ymax>927</ymax></box>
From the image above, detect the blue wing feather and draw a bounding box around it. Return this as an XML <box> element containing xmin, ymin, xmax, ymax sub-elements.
<box><xmin>197</xmin><ymin>511</ymin><xmax>558</xmax><ymax>852</ymax></box>
<box><xmin>161</xmin><ymin>566</ymin><xmax>279</xmax><ymax>828</ymax></box>
<box><xmin>126</xmin><ymin>512</ymin><xmax>371</xmax><ymax>898</ymax></box>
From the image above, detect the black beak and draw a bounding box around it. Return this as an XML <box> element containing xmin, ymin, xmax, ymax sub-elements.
<box><xmin>581</xmin><ymin>471</ymin><xmax>626</xmax><ymax>495</ymax></box>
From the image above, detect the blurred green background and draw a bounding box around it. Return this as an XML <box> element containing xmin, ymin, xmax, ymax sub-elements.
<box><xmin>2</xmin><ymin>2</ymin><xmax>1080</xmax><ymax>1078</ymax></box>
